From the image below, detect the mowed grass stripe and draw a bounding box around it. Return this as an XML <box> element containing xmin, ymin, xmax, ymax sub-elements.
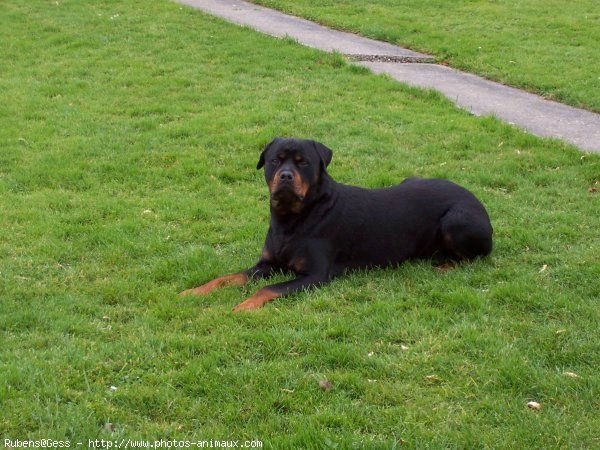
<box><xmin>250</xmin><ymin>0</ymin><xmax>600</xmax><ymax>113</ymax></box>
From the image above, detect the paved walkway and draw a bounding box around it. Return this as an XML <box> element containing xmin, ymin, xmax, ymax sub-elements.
<box><xmin>180</xmin><ymin>0</ymin><xmax>600</xmax><ymax>154</ymax></box>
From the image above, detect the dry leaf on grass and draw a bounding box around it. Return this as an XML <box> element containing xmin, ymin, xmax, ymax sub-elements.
<box><xmin>319</xmin><ymin>380</ymin><xmax>332</xmax><ymax>391</ymax></box>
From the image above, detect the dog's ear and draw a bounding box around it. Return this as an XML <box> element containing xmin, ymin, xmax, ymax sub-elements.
<box><xmin>257</xmin><ymin>138</ymin><xmax>281</xmax><ymax>170</ymax></box>
<box><xmin>311</xmin><ymin>140</ymin><xmax>333</xmax><ymax>169</ymax></box>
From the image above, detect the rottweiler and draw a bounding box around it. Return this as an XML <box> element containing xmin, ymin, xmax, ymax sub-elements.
<box><xmin>180</xmin><ymin>138</ymin><xmax>493</xmax><ymax>312</ymax></box>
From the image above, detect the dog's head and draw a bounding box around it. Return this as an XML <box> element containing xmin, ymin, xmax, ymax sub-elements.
<box><xmin>257</xmin><ymin>138</ymin><xmax>333</xmax><ymax>215</ymax></box>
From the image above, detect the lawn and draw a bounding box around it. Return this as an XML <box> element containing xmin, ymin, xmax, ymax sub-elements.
<box><xmin>250</xmin><ymin>0</ymin><xmax>600</xmax><ymax>113</ymax></box>
<box><xmin>1</xmin><ymin>0</ymin><xmax>599</xmax><ymax>447</ymax></box>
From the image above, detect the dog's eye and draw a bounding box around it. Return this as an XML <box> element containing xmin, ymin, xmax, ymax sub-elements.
<box><xmin>271</xmin><ymin>159</ymin><xmax>280</xmax><ymax>166</ymax></box>
<box><xmin>298</xmin><ymin>160</ymin><xmax>309</xmax><ymax>167</ymax></box>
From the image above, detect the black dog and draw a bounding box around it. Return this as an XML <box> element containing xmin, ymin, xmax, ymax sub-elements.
<box><xmin>181</xmin><ymin>138</ymin><xmax>493</xmax><ymax>311</ymax></box>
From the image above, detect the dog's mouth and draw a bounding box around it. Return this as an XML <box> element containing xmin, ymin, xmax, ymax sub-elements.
<box><xmin>270</xmin><ymin>177</ymin><xmax>307</xmax><ymax>198</ymax></box>
<box><xmin>270</xmin><ymin>183</ymin><xmax>306</xmax><ymax>213</ymax></box>
<box><xmin>271</xmin><ymin>186</ymin><xmax>305</xmax><ymax>202</ymax></box>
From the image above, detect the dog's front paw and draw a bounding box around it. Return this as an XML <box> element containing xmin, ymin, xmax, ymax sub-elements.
<box><xmin>179</xmin><ymin>286</ymin><xmax>211</xmax><ymax>296</ymax></box>
<box><xmin>232</xmin><ymin>298</ymin><xmax>264</xmax><ymax>312</ymax></box>
<box><xmin>180</xmin><ymin>273</ymin><xmax>249</xmax><ymax>297</ymax></box>
<box><xmin>232</xmin><ymin>288</ymin><xmax>278</xmax><ymax>312</ymax></box>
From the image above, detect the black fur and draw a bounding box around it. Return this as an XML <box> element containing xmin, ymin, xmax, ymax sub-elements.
<box><xmin>245</xmin><ymin>137</ymin><xmax>493</xmax><ymax>298</ymax></box>
<box><xmin>182</xmin><ymin>137</ymin><xmax>493</xmax><ymax>310</ymax></box>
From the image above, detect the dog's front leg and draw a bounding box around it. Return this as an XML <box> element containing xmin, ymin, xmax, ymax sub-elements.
<box><xmin>179</xmin><ymin>260</ymin><xmax>274</xmax><ymax>296</ymax></box>
<box><xmin>232</xmin><ymin>273</ymin><xmax>329</xmax><ymax>312</ymax></box>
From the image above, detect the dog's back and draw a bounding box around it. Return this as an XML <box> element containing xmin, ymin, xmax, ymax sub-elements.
<box><xmin>326</xmin><ymin>177</ymin><xmax>493</xmax><ymax>273</ymax></box>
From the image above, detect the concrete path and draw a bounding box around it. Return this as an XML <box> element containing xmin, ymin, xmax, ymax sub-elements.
<box><xmin>179</xmin><ymin>0</ymin><xmax>600</xmax><ymax>154</ymax></box>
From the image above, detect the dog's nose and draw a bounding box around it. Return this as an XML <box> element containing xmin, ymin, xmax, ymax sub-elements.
<box><xmin>279</xmin><ymin>170</ymin><xmax>294</xmax><ymax>181</ymax></box>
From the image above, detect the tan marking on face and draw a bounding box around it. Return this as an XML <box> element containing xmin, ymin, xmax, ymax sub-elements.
<box><xmin>232</xmin><ymin>288</ymin><xmax>280</xmax><ymax>312</ymax></box>
<box><xmin>268</xmin><ymin>170</ymin><xmax>281</xmax><ymax>193</ymax></box>
<box><xmin>292</xmin><ymin>170</ymin><xmax>309</xmax><ymax>198</ymax></box>
<box><xmin>179</xmin><ymin>272</ymin><xmax>249</xmax><ymax>296</ymax></box>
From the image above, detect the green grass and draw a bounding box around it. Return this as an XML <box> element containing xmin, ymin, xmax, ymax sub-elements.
<box><xmin>1</xmin><ymin>0</ymin><xmax>599</xmax><ymax>447</ymax></box>
<box><xmin>250</xmin><ymin>0</ymin><xmax>600</xmax><ymax>113</ymax></box>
